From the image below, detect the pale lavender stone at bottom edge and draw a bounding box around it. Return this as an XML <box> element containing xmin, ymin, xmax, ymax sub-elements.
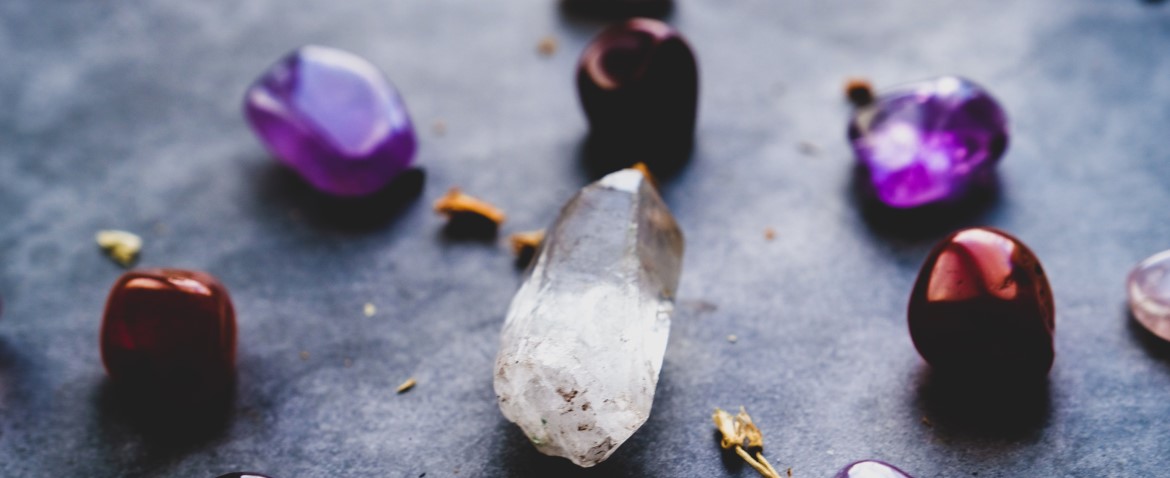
<box><xmin>1128</xmin><ymin>249</ymin><xmax>1170</xmax><ymax>341</ymax></box>
<box><xmin>244</xmin><ymin>45</ymin><xmax>417</xmax><ymax>197</ymax></box>
<box><xmin>848</xmin><ymin>76</ymin><xmax>1008</xmax><ymax>209</ymax></box>
<box><xmin>835</xmin><ymin>460</ymin><xmax>915</xmax><ymax>478</ymax></box>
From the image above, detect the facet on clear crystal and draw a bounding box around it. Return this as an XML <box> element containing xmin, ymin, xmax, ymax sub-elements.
<box><xmin>848</xmin><ymin>76</ymin><xmax>1008</xmax><ymax>208</ymax></box>
<box><xmin>493</xmin><ymin>168</ymin><xmax>684</xmax><ymax>467</ymax></box>
<box><xmin>1128</xmin><ymin>250</ymin><xmax>1170</xmax><ymax>341</ymax></box>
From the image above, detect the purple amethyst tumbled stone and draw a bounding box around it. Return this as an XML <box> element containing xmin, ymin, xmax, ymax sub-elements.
<box><xmin>835</xmin><ymin>460</ymin><xmax>915</xmax><ymax>478</ymax></box>
<box><xmin>244</xmin><ymin>45</ymin><xmax>417</xmax><ymax>197</ymax></box>
<box><xmin>848</xmin><ymin>76</ymin><xmax>1008</xmax><ymax>209</ymax></box>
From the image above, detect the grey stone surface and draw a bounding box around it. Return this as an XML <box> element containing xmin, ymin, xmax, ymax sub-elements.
<box><xmin>0</xmin><ymin>1</ymin><xmax>1167</xmax><ymax>477</ymax></box>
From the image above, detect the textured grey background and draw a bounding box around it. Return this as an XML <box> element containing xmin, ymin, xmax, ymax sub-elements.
<box><xmin>0</xmin><ymin>1</ymin><xmax>1169</xmax><ymax>477</ymax></box>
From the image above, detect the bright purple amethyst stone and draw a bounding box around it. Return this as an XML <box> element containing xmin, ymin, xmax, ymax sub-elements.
<box><xmin>835</xmin><ymin>460</ymin><xmax>915</xmax><ymax>478</ymax></box>
<box><xmin>848</xmin><ymin>76</ymin><xmax>1008</xmax><ymax>208</ymax></box>
<box><xmin>244</xmin><ymin>45</ymin><xmax>417</xmax><ymax>197</ymax></box>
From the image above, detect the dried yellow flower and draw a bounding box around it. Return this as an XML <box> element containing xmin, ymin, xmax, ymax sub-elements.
<box><xmin>435</xmin><ymin>188</ymin><xmax>505</xmax><ymax>222</ymax></box>
<box><xmin>95</xmin><ymin>230</ymin><xmax>142</xmax><ymax>267</ymax></box>
<box><xmin>713</xmin><ymin>406</ymin><xmax>765</xmax><ymax>450</ymax></box>
<box><xmin>713</xmin><ymin>407</ymin><xmax>781</xmax><ymax>478</ymax></box>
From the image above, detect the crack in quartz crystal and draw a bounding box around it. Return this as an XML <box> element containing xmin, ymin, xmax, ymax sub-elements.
<box><xmin>493</xmin><ymin>168</ymin><xmax>684</xmax><ymax>467</ymax></box>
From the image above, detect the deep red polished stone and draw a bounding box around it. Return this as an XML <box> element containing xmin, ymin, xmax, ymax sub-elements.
<box><xmin>101</xmin><ymin>269</ymin><xmax>237</xmax><ymax>403</ymax></box>
<box><xmin>908</xmin><ymin>227</ymin><xmax>1055</xmax><ymax>380</ymax></box>
<box><xmin>577</xmin><ymin>18</ymin><xmax>698</xmax><ymax>173</ymax></box>
<box><xmin>563</xmin><ymin>0</ymin><xmax>673</xmax><ymax>17</ymax></box>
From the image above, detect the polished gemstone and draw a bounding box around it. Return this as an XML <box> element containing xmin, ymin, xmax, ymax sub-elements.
<box><xmin>101</xmin><ymin>269</ymin><xmax>237</xmax><ymax>403</ymax></box>
<box><xmin>563</xmin><ymin>0</ymin><xmax>673</xmax><ymax>17</ymax></box>
<box><xmin>835</xmin><ymin>460</ymin><xmax>915</xmax><ymax>478</ymax></box>
<box><xmin>244</xmin><ymin>45</ymin><xmax>417</xmax><ymax>196</ymax></box>
<box><xmin>909</xmin><ymin>228</ymin><xmax>1054</xmax><ymax>380</ymax></box>
<box><xmin>1128</xmin><ymin>250</ymin><xmax>1170</xmax><ymax>341</ymax></box>
<box><xmin>577</xmin><ymin>18</ymin><xmax>697</xmax><ymax>174</ymax></box>
<box><xmin>494</xmin><ymin>168</ymin><xmax>684</xmax><ymax>467</ymax></box>
<box><xmin>848</xmin><ymin>76</ymin><xmax>1008</xmax><ymax>208</ymax></box>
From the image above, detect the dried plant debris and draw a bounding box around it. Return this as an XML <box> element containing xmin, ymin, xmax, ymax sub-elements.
<box><xmin>714</xmin><ymin>407</ymin><xmax>783</xmax><ymax>478</ymax></box>
<box><xmin>537</xmin><ymin>35</ymin><xmax>558</xmax><ymax>56</ymax></box>
<box><xmin>630</xmin><ymin>162</ymin><xmax>659</xmax><ymax>189</ymax></box>
<box><xmin>434</xmin><ymin>187</ymin><xmax>506</xmax><ymax>238</ymax></box>
<box><xmin>396</xmin><ymin>377</ymin><xmax>417</xmax><ymax>394</ymax></box>
<box><xmin>845</xmin><ymin>77</ymin><xmax>875</xmax><ymax>107</ymax></box>
<box><xmin>95</xmin><ymin>230</ymin><xmax>142</xmax><ymax>267</ymax></box>
<box><xmin>509</xmin><ymin>229</ymin><xmax>545</xmax><ymax>267</ymax></box>
<box><xmin>797</xmin><ymin>141</ymin><xmax>819</xmax><ymax>156</ymax></box>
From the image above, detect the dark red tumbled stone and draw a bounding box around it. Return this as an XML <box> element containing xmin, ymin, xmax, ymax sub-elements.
<box><xmin>563</xmin><ymin>0</ymin><xmax>673</xmax><ymax>17</ymax></box>
<box><xmin>577</xmin><ymin>18</ymin><xmax>698</xmax><ymax>173</ymax></box>
<box><xmin>908</xmin><ymin>227</ymin><xmax>1055</xmax><ymax>380</ymax></box>
<box><xmin>101</xmin><ymin>269</ymin><xmax>237</xmax><ymax>403</ymax></box>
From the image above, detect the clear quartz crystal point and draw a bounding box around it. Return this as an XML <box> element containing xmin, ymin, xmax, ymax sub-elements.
<box><xmin>493</xmin><ymin>168</ymin><xmax>684</xmax><ymax>467</ymax></box>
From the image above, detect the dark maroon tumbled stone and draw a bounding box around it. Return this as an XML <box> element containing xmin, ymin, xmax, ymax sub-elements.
<box><xmin>908</xmin><ymin>227</ymin><xmax>1055</xmax><ymax>380</ymax></box>
<box><xmin>101</xmin><ymin>269</ymin><xmax>237</xmax><ymax>404</ymax></box>
<box><xmin>577</xmin><ymin>18</ymin><xmax>698</xmax><ymax>174</ymax></box>
<box><xmin>563</xmin><ymin>0</ymin><xmax>673</xmax><ymax>17</ymax></box>
<box><xmin>835</xmin><ymin>460</ymin><xmax>915</xmax><ymax>478</ymax></box>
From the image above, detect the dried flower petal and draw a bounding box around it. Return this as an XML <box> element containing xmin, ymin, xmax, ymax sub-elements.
<box><xmin>713</xmin><ymin>408</ymin><xmax>738</xmax><ymax>449</ymax></box>
<box><xmin>509</xmin><ymin>230</ymin><xmax>545</xmax><ymax>257</ymax></box>
<box><xmin>434</xmin><ymin>188</ymin><xmax>506</xmax><ymax>238</ymax></box>
<box><xmin>434</xmin><ymin>188</ymin><xmax>506</xmax><ymax>224</ymax></box>
<box><xmin>714</xmin><ymin>407</ymin><xmax>780</xmax><ymax>478</ymax></box>
<box><xmin>96</xmin><ymin>230</ymin><xmax>142</xmax><ymax>267</ymax></box>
